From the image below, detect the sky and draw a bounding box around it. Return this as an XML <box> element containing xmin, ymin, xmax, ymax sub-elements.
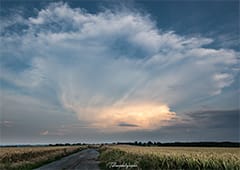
<box><xmin>0</xmin><ymin>0</ymin><xmax>239</xmax><ymax>144</ymax></box>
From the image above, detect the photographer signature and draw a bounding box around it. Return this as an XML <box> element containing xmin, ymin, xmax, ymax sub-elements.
<box><xmin>107</xmin><ymin>162</ymin><xmax>138</xmax><ymax>169</ymax></box>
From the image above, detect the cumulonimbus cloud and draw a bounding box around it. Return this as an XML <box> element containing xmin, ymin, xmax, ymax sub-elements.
<box><xmin>0</xmin><ymin>2</ymin><xmax>238</xmax><ymax>131</ymax></box>
<box><xmin>62</xmin><ymin>99</ymin><xmax>176</xmax><ymax>131</ymax></box>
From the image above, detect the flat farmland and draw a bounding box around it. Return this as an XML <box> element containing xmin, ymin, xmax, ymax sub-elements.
<box><xmin>0</xmin><ymin>146</ymin><xmax>85</xmax><ymax>170</ymax></box>
<box><xmin>99</xmin><ymin>145</ymin><xmax>240</xmax><ymax>169</ymax></box>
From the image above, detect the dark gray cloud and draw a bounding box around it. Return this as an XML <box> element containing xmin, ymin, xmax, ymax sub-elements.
<box><xmin>118</xmin><ymin>123</ymin><xmax>139</xmax><ymax>127</ymax></box>
<box><xmin>103</xmin><ymin>109</ymin><xmax>240</xmax><ymax>142</ymax></box>
<box><xmin>186</xmin><ymin>110</ymin><xmax>239</xmax><ymax>129</ymax></box>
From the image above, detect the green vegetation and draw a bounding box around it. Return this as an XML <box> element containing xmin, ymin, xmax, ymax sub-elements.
<box><xmin>99</xmin><ymin>145</ymin><xmax>240</xmax><ymax>170</ymax></box>
<box><xmin>0</xmin><ymin>146</ymin><xmax>85</xmax><ymax>170</ymax></box>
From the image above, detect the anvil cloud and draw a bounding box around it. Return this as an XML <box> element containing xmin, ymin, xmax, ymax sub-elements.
<box><xmin>0</xmin><ymin>2</ymin><xmax>239</xmax><ymax>143</ymax></box>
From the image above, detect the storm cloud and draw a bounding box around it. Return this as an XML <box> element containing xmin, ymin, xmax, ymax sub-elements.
<box><xmin>0</xmin><ymin>2</ymin><xmax>239</xmax><ymax>144</ymax></box>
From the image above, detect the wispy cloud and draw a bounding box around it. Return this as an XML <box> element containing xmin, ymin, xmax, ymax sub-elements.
<box><xmin>40</xmin><ymin>130</ymin><xmax>49</xmax><ymax>136</ymax></box>
<box><xmin>0</xmin><ymin>120</ymin><xmax>14</xmax><ymax>127</ymax></box>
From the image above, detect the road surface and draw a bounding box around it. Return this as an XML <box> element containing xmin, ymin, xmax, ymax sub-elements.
<box><xmin>35</xmin><ymin>148</ymin><xmax>100</xmax><ymax>170</ymax></box>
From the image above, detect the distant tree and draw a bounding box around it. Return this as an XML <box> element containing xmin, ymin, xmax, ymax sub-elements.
<box><xmin>64</xmin><ymin>143</ymin><xmax>70</xmax><ymax>146</ymax></box>
<box><xmin>147</xmin><ymin>141</ymin><xmax>153</xmax><ymax>146</ymax></box>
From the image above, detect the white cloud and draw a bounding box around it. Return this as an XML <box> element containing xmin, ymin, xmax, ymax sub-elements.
<box><xmin>40</xmin><ymin>130</ymin><xmax>49</xmax><ymax>136</ymax></box>
<box><xmin>0</xmin><ymin>10</ymin><xmax>26</xmax><ymax>34</ymax></box>
<box><xmin>0</xmin><ymin>120</ymin><xmax>14</xmax><ymax>127</ymax></box>
<box><xmin>212</xmin><ymin>73</ymin><xmax>234</xmax><ymax>95</ymax></box>
<box><xmin>1</xmin><ymin>2</ymin><xmax>238</xmax><ymax>131</ymax></box>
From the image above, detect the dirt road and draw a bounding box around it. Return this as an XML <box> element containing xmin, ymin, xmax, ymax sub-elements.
<box><xmin>35</xmin><ymin>148</ymin><xmax>100</xmax><ymax>170</ymax></box>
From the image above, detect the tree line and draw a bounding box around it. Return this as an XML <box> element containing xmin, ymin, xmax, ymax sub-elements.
<box><xmin>116</xmin><ymin>141</ymin><xmax>240</xmax><ymax>147</ymax></box>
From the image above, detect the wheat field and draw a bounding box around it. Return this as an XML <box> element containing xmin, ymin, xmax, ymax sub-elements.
<box><xmin>100</xmin><ymin>145</ymin><xmax>240</xmax><ymax>170</ymax></box>
<box><xmin>0</xmin><ymin>146</ymin><xmax>84</xmax><ymax>170</ymax></box>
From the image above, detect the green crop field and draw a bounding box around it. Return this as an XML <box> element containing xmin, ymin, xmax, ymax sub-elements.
<box><xmin>99</xmin><ymin>145</ymin><xmax>240</xmax><ymax>170</ymax></box>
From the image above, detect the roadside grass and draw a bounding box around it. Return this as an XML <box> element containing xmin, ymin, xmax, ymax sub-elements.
<box><xmin>0</xmin><ymin>146</ymin><xmax>86</xmax><ymax>170</ymax></box>
<box><xmin>99</xmin><ymin>145</ymin><xmax>240</xmax><ymax>170</ymax></box>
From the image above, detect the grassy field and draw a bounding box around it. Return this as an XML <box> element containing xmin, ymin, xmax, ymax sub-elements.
<box><xmin>99</xmin><ymin>145</ymin><xmax>240</xmax><ymax>170</ymax></box>
<box><xmin>0</xmin><ymin>145</ymin><xmax>85</xmax><ymax>170</ymax></box>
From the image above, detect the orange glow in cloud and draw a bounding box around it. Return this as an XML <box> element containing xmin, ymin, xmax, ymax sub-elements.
<box><xmin>93</xmin><ymin>102</ymin><xmax>176</xmax><ymax>131</ymax></box>
<box><xmin>61</xmin><ymin>94</ymin><xmax>176</xmax><ymax>131</ymax></box>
